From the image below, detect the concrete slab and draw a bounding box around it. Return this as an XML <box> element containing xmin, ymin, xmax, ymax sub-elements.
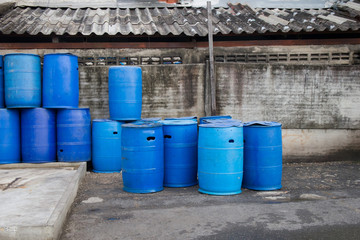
<box><xmin>0</xmin><ymin>162</ymin><xmax>86</xmax><ymax>240</ymax></box>
<box><xmin>61</xmin><ymin>161</ymin><xmax>360</xmax><ymax>240</ymax></box>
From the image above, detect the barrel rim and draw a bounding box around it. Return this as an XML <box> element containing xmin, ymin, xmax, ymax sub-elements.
<box><xmin>200</xmin><ymin>115</ymin><xmax>232</xmax><ymax>121</ymax></box>
<box><xmin>244</xmin><ymin>121</ymin><xmax>282</xmax><ymax>127</ymax></box>
<box><xmin>44</xmin><ymin>53</ymin><xmax>77</xmax><ymax>57</ymax></box>
<box><xmin>4</xmin><ymin>53</ymin><xmax>40</xmax><ymax>58</ymax></box>
<box><xmin>92</xmin><ymin>119</ymin><xmax>125</xmax><ymax>123</ymax></box>
<box><xmin>20</xmin><ymin>107</ymin><xmax>56</xmax><ymax>112</ymax></box>
<box><xmin>122</xmin><ymin>122</ymin><xmax>162</xmax><ymax>128</ymax></box>
<box><xmin>203</xmin><ymin>119</ymin><xmax>242</xmax><ymax>124</ymax></box>
<box><xmin>164</xmin><ymin>116</ymin><xmax>197</xmax><ymax>120</ymax></box>
<box><xmin>43</xmin><ymin>105</ymin><xmax>80</xmax><ymax>109</ymax></box>
<box><xmin>160</xmin><ymin>120</ymin><xmax>198</xmax><ymax>126</ymax></box>
<box><xmin>0</xmin><ymin>108</ymin><xmax>18</xmax><ymax>112</ymax></box>
<box><xmin>109</xmin><ymin>66</ymin><xmax>141</xmax><ymax>70</ymax></box>
<box><xmin>57</xmin><ymin>108</ymin><xmax>90</xmax><ymax>111</ymax></box>
<box><xmin>199</xmin><ymin>119</ymin><xmax>243</xmax><ymax>128</ymax></box>
<box><xmin>141</xmin><ymin>117</ymin><xmax>162</xmax><ymax>121</ymax></box>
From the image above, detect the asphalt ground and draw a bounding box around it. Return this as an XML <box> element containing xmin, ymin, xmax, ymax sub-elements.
<box><xmin>61</xmin><ymin>161</ymin><xmax>360</xmax><ymax>240</ymax></box>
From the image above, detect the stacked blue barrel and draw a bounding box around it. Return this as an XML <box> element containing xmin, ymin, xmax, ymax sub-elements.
<box><xmin>95</xmin><ymin>66</ymin><xmax>201</xmax><ymax>194</ymax></box>
<box><xmin>0</xmin><ymin>53</ymin><xmax>91</xmax><ymax>164</ymax></box>
<box><xmin>92</xmin><ymin>66</ymin><xmax>142</xmax><ymax>175</ymax></box>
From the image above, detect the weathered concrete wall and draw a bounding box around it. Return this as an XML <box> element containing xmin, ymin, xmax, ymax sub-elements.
<box><xmin>216</xmin><ymin>64</ymin><xmax>360</xmax><ymax>129</ymax></box>
<box><xmin>283</xmin><ymin>129</ymin><xmax>360</xmax><ymax>162</ymax></box>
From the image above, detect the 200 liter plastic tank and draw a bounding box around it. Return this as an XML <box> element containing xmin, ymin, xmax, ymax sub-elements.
<box><xmin>198</xmin><ymin>120</ymin><xmax>244</xmax><ymax>195</ymax></box>
<box><xmin>108</xmin><ymin>66</ymin><xmax>142</xmax><ymax>121</ymax></box>
<box><xmin>0</xmin><ymin>109</ymin><xmax>20</xmax><ymax>164</ymax></box>
<box><xmin>43</xmin><ymin>53</ymin><xmax>79</xmax><ymax>108</ymax></box>
<box><xmin>121</xmin><ymin>122</ymin><xmax>164</xmax><ymax>193</ymax></box>
<box><xmin>4</xmin><ymin>53</ymin><xmax>41</xmax><ymax>108</ymax></box>
<box><xmin>199</xmin><ymin>115</ymin><xmax>232</xmax><ymax>124</ymax></box>
<box><xmin>92</xmin><ymin>119</ymin><xmax>123</xmax><ymax>173</ymax></box>
<box><xmin>243</xmin><ymin>121</ymin><xmax>282</xmax><ymax>190</ymax></box>
<box><xmin>21</xmin><ymin>108</ymin><xmax>56</xmax><ymax>163</ymax></box>
<box><xmin>161</xmin><ymin>120</ymin><xmax>198</xmax><ymax>187</ymax></box>
<box><xmin>0</xmin><ymin>56</ymin><xmax>4</xmax><ymax>108</ymax></box>
<box><xmin>57</xmin><ymin>108</ymin><xmax>91</xmax><ymax>162</ymax></box>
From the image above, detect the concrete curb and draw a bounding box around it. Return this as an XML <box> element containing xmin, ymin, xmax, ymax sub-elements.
<box><xmin>0</xmin><ymin>162</ymin><xmax>86</xmax><ymax>240</ymax></box>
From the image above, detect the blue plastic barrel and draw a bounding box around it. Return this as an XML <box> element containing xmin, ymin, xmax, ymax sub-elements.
<box><xmin>200</xmin><ymin>115</ymin><xmax>232</xmax><ymax>124</ymax></box>
<box><xmin>109</xmin><ymin>66</ymin><xmax>142</xmax><ymax>121</ymax></box>
<box><xmin>21</xmin><ymin>108</ymin><xmax>56</xmax><ymax>163</ymax></box>
<box><xmin>161</xmin><ymin>120</ymin><xmax>198</xmax><ymax>187</ymax></box>
<box><xmin>165</xmin><ymin>116</ymin><xmax>197</xmax><ymax>122</ymax></box>
<box><xmin>92</xmin><ymin>119</ymin><xmax>123</xmax><ymax>173</ymax></box>
<box><xmin>4</xmin><ymin>53</ymin><xmax>41</xmax><ymax>108</ymax></box>
<box><xmin>243</xmin><ymin>121</ymin><xmax>282</xmax><ymax>190</ymax></box>
<box><xmin>0</xmin><ymin>56</ymin><xmax>4</xmax><ymax>108</ymax></box>
<box><xmin>43</xmin><ymin>53</ymin><xmax>79</xmax><ymax>108</ymax></box>
<box><xmin>0</xmin><ymin>109</ymin><xmax>20</xmax><ymax>164</ymax></box>
<box><xmin>57</xmin><ymin>108</ymin><xmax>91</xmax><ymax>162</ymax></box>
<box><xmin>121</xmin><ymin>122</ymin><xmax>164</xmax><ymax>193</ymax></box>
<box><xmin>198</xmin><ymin>121</ymin><xmax>243</xmax><ymax>195</ymax></box>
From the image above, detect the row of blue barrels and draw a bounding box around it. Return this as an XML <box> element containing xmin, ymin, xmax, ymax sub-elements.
<box><xmin>198</xmin><ymin>119</ymin><xmax>282</xmax><ymax>195</ymax></box>
<box><xmin>92</xmin><ymin>119</ymin><xmax>198</xmax><ymax>192</ymax></box>
<box><xmin>0</xmin><ymin>108</ymin><xmax>90</xmax><ymax>164</ymax></box>
<box><xmin>91</xmin><ymin>117</ymin><xmax>198</xmax><ymax>173</ymax></box>
<box><xmin>0</xmin><ymin>53</ymin><xmax>78</xmax><ymax>108</ymax></box>
<box><xmin>92</xmin><ymin>115</ymin><xmax>282</xmax><ymax>195</ymax></box>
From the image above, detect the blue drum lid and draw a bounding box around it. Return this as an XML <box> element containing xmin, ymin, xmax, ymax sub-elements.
<box><xmin>92</xmin><ymin>119</ymin><xmax>117</xmax><ymax>123</ymax></box>
<box><xmin>202</xmin><ymin>119</ymin><xmax>242</xmax><ymax>124</ymax></box>
<box><xmin>141</xmin><ymin>117</ymin><xmax>162</xmax><ymax>121</ymax></box>
<box><xmin>109</xmin><ymin>66</ymin><xmax>141</xmax><ymax>70</ymax></box>
<box><xmin>160</xmin><ymin>120</ymin><xmax>197</xmax><ymax>126</ymax></box>
<box><xmin>4</xmin><ymin>53</ymin><xmax>40</xmax><ymax>57</ymax></box>
<box><xmin>244</xmin><ymin>121</ymin><xmax>282</xmax><ymax>127</ymax></box>
<box><xmin>165</xmin><ymin>116</ymin><xmax>197</xmax><ymax>121</ymax></box>
<box><xmin>199</xmin><ymin>119</ymin><xmax>243</xmax><ymax>128</ymax></box>
<box><xmin>58</xmin><ymin>107</ymin><xmax>89</xmax><ymax>111</ymax></box>
<box><xmin>44</xmin><ymin>53</ymin><xmax>76</xmax><ymax>56</ymax></box>
<box><xmin>122</xmin><ymin>121</ymin><xmax>162</xmax><ymax>128</ymax></box>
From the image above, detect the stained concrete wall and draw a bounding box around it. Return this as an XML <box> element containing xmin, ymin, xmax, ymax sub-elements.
<box><xmin>216</xmin><ymin>64</ymin><xmax>360</xmax><ymax>129</ymax></box>
<box><xmin>283</xmin><ymin>129</ymin><xmax>360</xmax><ymax>162</ymax></box>
<box><xmin>0</xmin><ymin>45</ymin><xmax>359</xmax><ymax>162</ymax></box>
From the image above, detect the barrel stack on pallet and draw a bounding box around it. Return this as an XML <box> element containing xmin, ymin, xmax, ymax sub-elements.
<box><xmin>0</xmin><ymin>53</ymin><xmax>91</xmax><ymax>164</ymax></box>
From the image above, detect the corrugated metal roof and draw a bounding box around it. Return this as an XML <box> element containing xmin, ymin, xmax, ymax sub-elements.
<box><xmin>0</xmin><ymin>2</ymin><xmax>360</xmax><ymax>36</ymax></box>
